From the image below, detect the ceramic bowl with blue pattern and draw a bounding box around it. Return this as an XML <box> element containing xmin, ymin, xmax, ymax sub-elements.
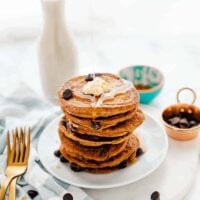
<box><xmin>119</xmin><ymin>65</ymin><xmax>164</xmax><ymax>104</ymax></box>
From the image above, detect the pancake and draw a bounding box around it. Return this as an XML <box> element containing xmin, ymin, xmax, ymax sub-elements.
<box><xmin>59</xmin><ymin>131</ymin><xmax>128</xmax><ymax>161</ymax></box>
<box><xmin>64</xmin><ymin>108</ymin><xmax>138</xmax><ymax>130</ymax></box>
<box><xmin>67</xmin><ymin>109</ymin><xmax>144</xmax><ymax>137</ymax></box>
<box><xmin>60</xmin><ymin>134</ymin><xmax>139</xmax><ymax>169</ymax></box>
<box><xmin>58</xmin><ymin>73</ymin><xmax>139</xmax><ymax>118</ymax></box>
<box><xmin>69</xmin><ymin>118</ymin><xmax>142</xmax><ymax>137</ymax></box>
<box><xmin>82</xmin><ymin>153</ymin><xmax>138</xmax><ymax>173</ymax></box>
<box><xmin>65</xmin><ymin>110</ymin><xmax>144</xmax><ymax>132</ymax></box>
<box><xmin>59</xmin><ymin>120</ymin><xmax>134</xmax><ymax>146</ymax></box>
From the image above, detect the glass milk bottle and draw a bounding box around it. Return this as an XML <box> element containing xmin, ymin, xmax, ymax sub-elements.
<box><xmin>38</xmin><ymin>0</ymin><xmax>78</xmax><ymax>104</ymax></box>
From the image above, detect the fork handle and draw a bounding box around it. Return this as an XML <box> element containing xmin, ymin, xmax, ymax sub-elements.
<box><xmin>0</xmin><ymin>176</ymin><xmax>15</xmax><ymax>200</ymax></box>
<box><xmin>8</xmin><ymin>178</ymin><xmax>17</xmax><ymax>200</ymax></box>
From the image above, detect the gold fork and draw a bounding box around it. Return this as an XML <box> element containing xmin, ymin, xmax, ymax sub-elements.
<box><xmin>8</xmin><ymin>128</ymin><xmax>30</xmax><ymax>200</ymax></box>
<box><xmin>0</xmin><ymin>127</ymin><xmax>30</xmax><ymax>200</ymax></box>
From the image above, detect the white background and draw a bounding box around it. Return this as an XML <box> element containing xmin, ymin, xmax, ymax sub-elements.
<box><xmin>1</xmin><ymin>0</ymin><xmax>200</xmax><ymax>199</ymax></box>
<box><xmin>1</xmin><ymin>0</ymin><xmax>200</xmax><ymax>99</ymax></box>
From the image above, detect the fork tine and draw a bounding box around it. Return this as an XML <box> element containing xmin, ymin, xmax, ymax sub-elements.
<box><xmin>19</xmin><ymin>128</ymin><xmax>25</xmax><ymax>162</ymax></box>
<box><xmin>8</xmin><ymin>130</ymin><xmax>17</xmax><ymax>164</ymax></box>
<box><xmin>24</xmin><ymin>127</ymin><xmax>31</xmax><ymax>164</ymax></box>
<box><xmin>14</xmin><ymin>128</ymin><xmax>20</xmax><ymax>162</ymax></box>
<box><xmin>6</xmin><ymin>131</ymin><xmax>11</xmax><ymax>161</ymax></box>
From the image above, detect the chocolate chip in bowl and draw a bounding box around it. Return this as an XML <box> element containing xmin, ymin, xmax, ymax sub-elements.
<box><xmin>27</xmin><ymin>190</ymin><xmax>39</xmax><ymax>199</ymax></box>
<box><xmin>162</xmin><ymin>87</ymin><xmax>200</xmax><ymax>141</ymax></box>
<box><xmin>63</xmin><ymin>193</ymin><xmax>73</xmax><ymax>200</ymax></box>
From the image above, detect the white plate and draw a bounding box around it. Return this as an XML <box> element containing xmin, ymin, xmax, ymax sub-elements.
<box><xmin>38</xmin><ymin>112</ymin><xmax>168</xmax><ymax>189</ymax></box>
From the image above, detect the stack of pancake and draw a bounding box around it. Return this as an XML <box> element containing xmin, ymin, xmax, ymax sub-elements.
<box><xmin>57</xmin><ymin>73</ymin><xmax>144</xmax><ymax>173</ymax></box>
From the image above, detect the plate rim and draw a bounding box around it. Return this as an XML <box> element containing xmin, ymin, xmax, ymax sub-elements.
<box><xmin>38</xmin><ymin>111</ymin><xmax>168</xmax><ymax>189</ymax></box>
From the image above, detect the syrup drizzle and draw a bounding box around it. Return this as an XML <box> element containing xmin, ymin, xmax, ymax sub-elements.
<box><xmin>96</xmin><ymin>79</ymin><xmax>133</xmax><ymax>107</ymax></box>
<box><xmin>88</xmin><ymin>1</ymin><xmax>133</xmax><ymax>118</ymax></box>
<box><xmin>89</xmin><ymin>0</ymin><xmax>97</xmax><ymax>118</ymax></box>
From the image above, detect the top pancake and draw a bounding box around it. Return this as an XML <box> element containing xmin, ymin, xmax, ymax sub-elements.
<box><xmin>58</xmin><ymin>73</ymin><xmax>139</xmax><ymax>118</ymax></box>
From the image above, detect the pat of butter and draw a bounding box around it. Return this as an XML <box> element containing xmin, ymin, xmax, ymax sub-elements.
<box><xmin>83</xmin><ymin>77</ymin><xmax>110</xmax><ymax>96</ymax></box>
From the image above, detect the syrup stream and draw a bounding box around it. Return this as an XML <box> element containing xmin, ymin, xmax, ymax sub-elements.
<box><xmin>89</xmin><ymin>0</ymin><xmax>97</xmax><ymax>118</ymax></box>
<box><xmin>96</xmin><ymin>80</ymin><xmax>133</xmax><ymax>107</ymax></box>
<box><xmin>88</xmin><ymin>0</ymin><xmax>133</xmax><ymax>117</ymax></box>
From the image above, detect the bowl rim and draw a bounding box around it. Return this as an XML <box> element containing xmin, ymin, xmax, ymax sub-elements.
<box><xmin>118</xmin><ymin>65</ymin><xmax>165</xmax><ymax>93</ymax></box>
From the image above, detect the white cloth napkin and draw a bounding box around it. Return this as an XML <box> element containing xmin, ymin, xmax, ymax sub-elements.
<box><xmin>0</xmin><ymin>83</ymin><xmax>92</xmax><ymax>200</ymax></box>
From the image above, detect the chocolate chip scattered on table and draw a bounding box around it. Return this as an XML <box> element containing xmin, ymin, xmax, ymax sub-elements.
<box><xmin>151</xmin><ymin>191</ymin><xmax>160</xmax><ymax>200</ymax></box>
<box><xmin>63</xmin><ymin>193</ymin><xmax>73</xmax><ymax>200</ymax></box>
<box><xmin>27</xmin><ymin>190</ymin><xmax>39</xmax><ymax>199</ymax></box>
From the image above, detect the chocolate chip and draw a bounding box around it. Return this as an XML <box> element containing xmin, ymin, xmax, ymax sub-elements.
<box><xmin>180</xmin><ymin>112</ymin><xmax>191</xmax><ymax>119</ymax></box>
<box><xmin>136</xmin><ymin>148</ymin><xmax>144</xmax><ymax>157</ymax></box>
<box><xmin>99</xmin><ymin>148</ymin><xmax>108</xmax><ymax>157</ymax></box>
<box><xmin>167</xmin><ymin>112</ymin><xmax>199</xmax><ymax>129</ymax></box>
<box><xmin>151</xmin><ymin>191</ymin><xmax>160</xmax><ymax>200</ymax></box>
<box><xmin>179</xmin><ymin>118</ymin><xmax>189</xmax><ymax>128</ymax></box>
<box><xmin>91</xmin><ymin>121</ymin><xmax>101</xmax><ymax>130</ymax></box>
<box><xmin>85</xmin><ymin>74</ymin><xmax>94</xmax><ymax>82</ymax></box>
<box><xmin>70</xmin><ymin>163</ymin><xmax>83</xmax><ymax>172</ymax></box>
<box><xmin>60</xmin><ymin>155</ymin><xmax>69</xmax><ymax>163</ymax></box>
<box><xmin>27</xmin><ymin>190</ymin><xmax>38</xmax><ymax>199</ymax></box>
<box><xmin>63</xmin><ymin>193</ymin><xmax>73</xmax><ymax>200</ymax></box>
<box><xmin>189</xmin><ymin>120</ymin><xmax>198</xmax><ymax>127</ymax></box>
<box><xmin>179</xmin><ymin>118</ymin><xmax>189</xmax><ymax>124</ymax></box>
<box><xmin>118</xmin><ymin>161</ymin><xmax>127</xmax><ymax>169</ymax></box>
<box><xmin>168</xmin><ymin>116</ymin><xmax>180</xmax><ymax>125</ymax></box>
<box><xmin>63</xmin><ymin>89</ymin><xmax>73</xmax><ymax>100</ymax></box>
<box><xmin>62</xmin><ymin>120</ymin><xmax>67</xmax><ymax>127</ymax></box>
<box><xmin>54</xmin><ymin>150</ymin><xmax>61</xmax><ymax>158</ymax></box>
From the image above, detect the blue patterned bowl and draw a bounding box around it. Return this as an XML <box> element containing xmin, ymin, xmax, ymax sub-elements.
<box><xmin>119</xmin><ymin>65</ymin><xmax>164</xmax><ymax>104</ymax></box>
